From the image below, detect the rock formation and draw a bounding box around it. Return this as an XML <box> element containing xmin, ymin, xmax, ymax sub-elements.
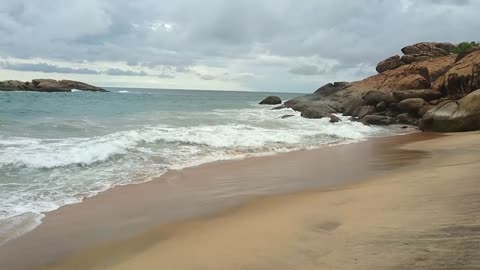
<box><xmin>0</xmin><ymin>79</ymin><xmax>107</xmax><ymax>92</ymax></box>
<box><xmin>263</xmin><ymin>41</ymin><xmax>480</xmax><ymax>132</ymax></box>
<box><xmin>259</xmin><ymin>96</ymin><xmax>282</xmax><ymax>105</ymax></box>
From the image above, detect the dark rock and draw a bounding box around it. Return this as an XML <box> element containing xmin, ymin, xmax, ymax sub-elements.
<box><xmin>362</xmin><ymin>115</ymin><xmax>395</xmax><ymax>125</ymax></box>
<box><xmin>343</xmin><ymin>98</ymin><xmax>365</xmax><ymax>116</ymax></box>
<box><xmin>300</xmin><ymin>104</ymin><xmax>337</xmax><ymax>119</ymax></box>
<box><xmin>259</xmin><ymin>96</ymin><xmax>282</xmax><ymax>105</ymax></box>
<box><xmin>376</xmin><ymin>55</ymin><xmax>405</xmax><ymax>73</ymax></box>
<box><xmin>401</xmin><ymin>42</ymin><xmax>455</xmax><ymax>56</ymax></box>
<box><xmin>272</xmin><ymin>105</ymin><xmax>286</xmax><ymax>110</ymax></box>
<box><xmin>418</xmin><ymin>104</ymin><xmax>433</xmax><ymax>117</ymax></box>
<box><xmin>376</xmin><ymin>101</ymin><xmax>387</xmax><ymax>112</ymax></box>
<box><xmin>281</xmin><ymin>115</ymin><xmax>295</xmax><ymax>119</ymax></box>
<box><xmin>362</xmin><ymin>91</ymin><xmax>394</xmax><ymax>106</ymax></box>
<box><xmin>402</xmin><ymin>126</ymin><xmax>409</xmax><ymax>129</ymax></box>
<box><xmin>420</xmin><ymin>90</ymin><xmax>480</xmax><ymax>132</ymax></box>
<box><xmin>0</xmin><ymin>79</ymin><xmax>107</xmax><ymax>92</ymax></box>
<box><xmin>400</xmin><ymin>55</ymin><xmax>416</xmax><ymax>64</ymax></box>
<box><xmin>392</xmin><ymin>89</ymin><xmax>443</xmax><ymax>102</ymax></box>
<box><xmin>354</xmin><ymin>105</ymin><xmax>376</xmax><ymax>119</ymax></box>
<box><xmin>398</xmin><ymin>98</ymin><xmax>428</xmax><ymax>113</ymax></box>
<box><xmin>385</xmin><ymin>109</ymin><xmax>400</xmax><ymax>117</ymax></box>
<box><xmin>329</xmin><ymin>114</ymin><xmax>341</xmax><ymax>123</ymax></box>
<box><xmin>430</xmin><ymin>99</ymin><xmax>441</xmax><ymax>105</ymax></box>
<box><xmin>397</xmin><ymin>113</ymin><xmax>419</xmax><ymax>125</ymax></box>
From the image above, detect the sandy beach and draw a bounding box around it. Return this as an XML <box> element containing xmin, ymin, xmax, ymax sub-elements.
<box><xmin>1</xmin><ymin>132</ymin><xmax>480</xmax><ymax>269</ymax></box>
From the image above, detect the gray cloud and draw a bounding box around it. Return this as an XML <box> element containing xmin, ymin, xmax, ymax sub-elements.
<box><xmin>289</xmin><ymin>65</ymin><xmax>324</xmax><ymax>76</ymax></box>
<box><xmin>1</xmin><ymin>0</ymin><xmax>479</xmax><ymax>91</ymax></box>
<box><xmin>0</xmin><ymin>62</ymin><xmax>100</xmax><ymax>74</ymax></box>
<box><xmin>104</xmin><ymin>68</ymin><xmax>148</xmax><ymax>76</ymax></box>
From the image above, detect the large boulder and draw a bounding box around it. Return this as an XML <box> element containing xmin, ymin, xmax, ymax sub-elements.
<box><xmin>438</xmin><ymin>50</ymin><xmax>480</xmax><ymax>98</ymax></box>
<box><xmin>362</xmin><ymin>115</ymin><xmax>395</xmax><ymax>125</ymax></box>
<box><xmin>420</xmin><ymin>90</ymin><xmax>480</xmax><ymax>132</ymax></box>
<box><xmin>398</xmin><ymin>98</ymin><xmax>428</xmax><ymax>114</ymax></box>
<box><xmin>313</xmin><ymin>81</ymin><xmax>351</xmax><ymax>94</ymax></box>
<box><xmin>300</xmin><ymin>103</ymin><xmax>337</xmax><ymax>119</ymax></box>
<box><xmin>376</xmin><ymin>55</ymin><xmax>405</xmax><ymax>73</ymax></box>
<box><xmin>401</xmin><ymin>42</ymin><xmax>455</xmax><ymax>57</ymax></box>
<box><xmin>353</xmin><ymin>105</ymin><xmax>376</xmax><ymax>119</ymax></box>
<box><xmin>392</xmin><ymin>89</ymin><xmax>443</xmax><ymax>102</ymax></box>
<box><xmin>362</xmin><ymin>91</ymin><xmax>394</xmax><ymax>106</ymax></box>
<box><xmin>259</xmin><ymin>96</ymin><xmax>282</xmax><ymax>105</ymax></box>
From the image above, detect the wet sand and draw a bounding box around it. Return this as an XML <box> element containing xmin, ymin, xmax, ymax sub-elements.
<box><xmin>0</xmin><ymin>132</ymin><xmax>461</xmax><ymax>270</ymax></box>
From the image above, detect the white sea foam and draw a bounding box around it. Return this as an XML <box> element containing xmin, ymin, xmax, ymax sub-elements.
<box><xmin>0</xmin><ymin>105</ymin><xmax>413</xmax><ymax>246</ymax></box>
<box><xmin>71</xmin><ymin>89</ymin><xmax>82</xmax><ymax>92</ymax></box>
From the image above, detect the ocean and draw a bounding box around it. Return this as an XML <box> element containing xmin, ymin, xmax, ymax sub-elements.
<box><xmin>0</xmin><ymin>88</ymin><xmax>410</xmax><ymax>245</ymax></box>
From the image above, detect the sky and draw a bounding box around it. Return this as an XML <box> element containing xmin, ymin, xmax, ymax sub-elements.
<box><xmin>0</xmin><ymin>0</ymin><xmax>478</xmax><ymax>92</ymax></box>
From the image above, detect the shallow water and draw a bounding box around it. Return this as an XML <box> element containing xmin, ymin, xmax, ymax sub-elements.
<box><xmin>0</xmin><ymin>88</ymin><xmax>410</xmax><ymax>244</ymax></box>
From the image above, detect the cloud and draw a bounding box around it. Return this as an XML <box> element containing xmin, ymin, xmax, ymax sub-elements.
<box><xmin>0</xmin><ymin>62</ymin><xmax>100</xmax><ymax>74</ymax></box>
<box><xmin>1</xmin><ymin>0</ymin><xmax>480</xmax><ymax>91</ymax></box>
<box><xmin>289</xmin><ymin>64</ymin><xmax>324</xmax><ymax>76</ymax></box>
<box><xmin>104</xmin><ymin>68</ymin><xmax>148</xmax><ymax>76</ymax></box>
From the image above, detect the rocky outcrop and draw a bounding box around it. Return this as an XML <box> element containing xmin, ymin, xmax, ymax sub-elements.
<box><xmin>401</xmin><ymin>42</ymin><xmax>456</xmax><ymax>57</ymax></box>
<box><xmin>392</xmin><ymin>89</ymin><xmax>443</xmax><ymax>102</ymax></box>
<box><xmin>259</xmin><ymin>96</ymin><xmax>282</xmax><ymax>105</ymax></box>
<box><xmin>0</xmin><ymin>79</ymin><xmax>107</xmax><ymax>92</ymax></box>
<box><xmin>420</xmin><ymin>89</ymin><xmax>480</xmax><ymax>132</ymax></box>
<box><xmin>398</xmin><ymin>98</ymin><xmax>428</xmax><ymax>114</ymax></box>
<box><xmin>437</xmin><ymin>50</ymin><xmax>480</xmax><ymax>98</ymax></box>
<box><xmin>376</xmin><ymin>55</ymin><xmax>404</xmax><ymax>73</ymax></box>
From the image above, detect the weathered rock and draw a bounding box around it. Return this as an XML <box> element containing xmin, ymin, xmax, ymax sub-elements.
<box><xmin>343</xmin><ymin>98</ymin><xmax>366</xmax><ymax>116</ymax></box>
<box><xmin>392</xmin><ymin>89</ymin><xmax>443</xmax><ymax>102</ymax></box>
<box><xmin>314</xmin><ymin>81</ymin><xmax>351</xmax><ymax>94</ymax></box>
<box><xmin>418</xmin><ymin>104</ymin><xmax>434</xmax><ymax>117</ymax></box>
<box><xmin>376</xmin><ymin>55</ymin><xmax>404</xmax><ymax>73</ymax></box>
<box><xmin>259</xmin><ymin>96</ymin><xmax>282</xmax><ymax>105</ymax></box>
<box><xmin>420</xmin><ymin>90</ymin><xmax>480</xmax><ymax>132</ymax></box>
<box><xmin>401</xmin><ymin>42</ymin><xmax>455</xmax><ymax>56</ymax></box>
<box><xmin>439</xmin><ymin>50</ymin><xmax>480</xmax><ymax>98</ymax></box>
<box><xmin>362</xmin><ymin>91</ymin><xmax>394</xmax><ymax>106</ymax></box>
<box><xmin>300</xmin><ymin>104</ymin><xmax>337</xmax><ymax>119</ymax></box>
<box><xmin>362</xmin><ymin>115</ymin><xmax>395</xmax><ymax>125</ymax></box>
<box><xmin>354</xmin><ymin>105</ymin><xmax>376</xmax><ymax>119</ymax></box>
<box><xmin>398</xmin><ymin>98</ymin><xmax>428</xmax><ymax>113</ymax></box>
<box><xmin>385</xmin><ymin>109</ymin><xmax>400</xmax><ymax>117</ymax></box>
<box><xmin>0</xmin><ymin>79</ymin><xmax>107</xmax><ymax>92</ymax></box>
<box><xmin>400</xmin><ymin>55</ymin><xmax>416</xmax><ymax>64</ymax></box>
<box><xmin>397</xmin><ymin>113</ymin><xmax>420</xmax><ymax>125</ymax></box>
<box><xmin>281</xmin><ymin>115</ymin><xmax>295</xmax><ymax>119</ymax></box>
<box><xmin>376</xmin><ymin>101</ymin><xmax>387</xmax><ymax>112</ymax></box>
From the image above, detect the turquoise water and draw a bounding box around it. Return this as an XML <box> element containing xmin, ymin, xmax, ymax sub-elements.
<box><xmin>0</xmin><ymin>88</ymin><xmax>408</xmax><ymax>244</ymax></box>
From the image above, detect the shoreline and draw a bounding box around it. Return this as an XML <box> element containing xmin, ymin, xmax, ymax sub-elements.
<box><xmin>0</xmin><ymin>132</ymin><xmax>438</xmax><ymax>270</ymax></box>
<box><xmin>45</xmin><ymin>131</ymin><xmax>480</xmax><ymax>270</ymax></box>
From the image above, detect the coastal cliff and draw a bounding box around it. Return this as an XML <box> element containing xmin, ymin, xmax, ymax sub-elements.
<box><xmin>0</xmin><ymin>79</ymin><xmax>107</xmax><ymax>92</ymax></box>
<box><xmin>277</xmin><ymin>42</ymin><xmax>480</xmax><ymax>132</ymax></box>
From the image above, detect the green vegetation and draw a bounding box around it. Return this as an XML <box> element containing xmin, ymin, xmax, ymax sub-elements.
<box><xmin>453</xmin><ymin>41</ymin><xmax>479</xmax><ymax>54</ymax></box>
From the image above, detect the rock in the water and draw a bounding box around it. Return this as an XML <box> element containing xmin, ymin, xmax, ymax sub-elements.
<box><xmin>0</xmin><ymin>79</ymin><xmax>107</xmax><ymax>92</ymax></box>
<box><xmin>329</xmin><ymin>114</ymin><xmax>341</xmax><ymax>123</ymax></box>
<box><xmin>362</xmin><ymin>115</ymin><xmax>395</xmax><ymax>125</ymax></box>
<box><xmin>420</xmin><ymin>90</ymin><xmax>480</xmax><ymax>132</ymax></box>
<box><xmin>272</xmin><ymin>105</ymin><xmax>286</xmax><ymax>110</ymax></box>
<box><xmin>398</xmin><ymin>98</ymin><xmax>428</xmax><ymax>113</ymax></box>
<box><xmin>376</xmin><ymin>55</ymin><xmax>405</xmax><ymax>73</ymax></box>
<box><xmin>343</xmin><ymin>98</ymin><xmax>366</xmax><ymax>116</ymax></box>
<box><xmin>259</xmin><ymin>96</ymin><xmax>282</xmax><ymax>105</ymax></box>
<box><xmin>393</xmin><ymin>89</ymin><xmax>443</xmax><ymax>102</ymax></box>
<box><xmin>281</xmin><ymin>115</ymin><xmax>295</xmax><ymax>119</ymax></box>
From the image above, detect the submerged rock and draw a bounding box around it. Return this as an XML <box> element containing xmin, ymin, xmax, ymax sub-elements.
<box><xmin>259</xmin><ymin>96</ymin><xmax>282</xmax><ymax>105</ymax></box>
<box><xmin>362</xmin><ymin>115</ymin><xmax>395</xmax><ymax>125</ymax></box>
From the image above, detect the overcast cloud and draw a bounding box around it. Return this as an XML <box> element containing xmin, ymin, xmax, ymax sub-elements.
<box><xmin>0</xmin><ymin>0</ymin><xmax>478</xmax><ymax>92</ymax></box>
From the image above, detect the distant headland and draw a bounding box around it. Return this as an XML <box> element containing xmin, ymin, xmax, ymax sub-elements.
<box><xmin>0</xmin><ymin>79</ymin><xmax>107</xmax><ymax>92</ymax></box>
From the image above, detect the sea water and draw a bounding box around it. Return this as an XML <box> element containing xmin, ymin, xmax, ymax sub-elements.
<box><xmin>0</xmin><ymin>88</ymin><xmax>410</xmax><ymax>244</ymax></box>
